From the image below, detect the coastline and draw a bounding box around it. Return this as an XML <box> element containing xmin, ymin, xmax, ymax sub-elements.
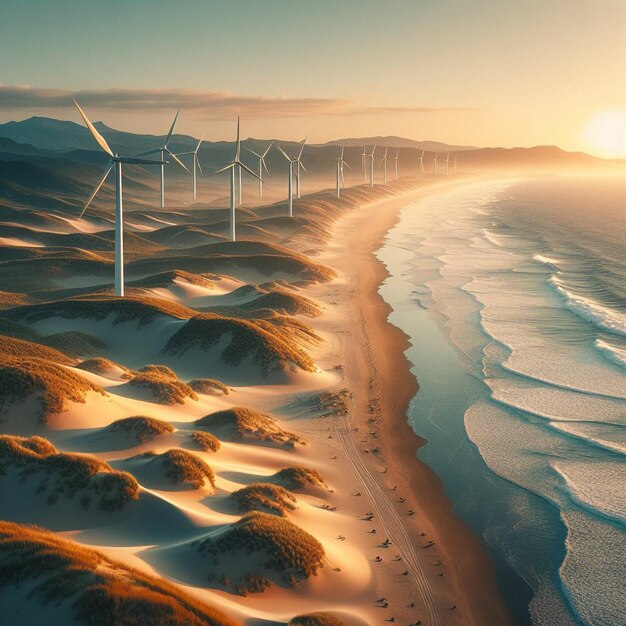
<box><xmin>317</xmin><ymin>180</ymin><xmax>515</xmax><ymax>625</ymax></box>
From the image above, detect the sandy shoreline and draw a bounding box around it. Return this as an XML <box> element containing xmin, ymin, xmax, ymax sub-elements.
<box><xmin>316</xmin><ymin>179</ymin><xmax>515</xmax><ymax>625</ymax></box>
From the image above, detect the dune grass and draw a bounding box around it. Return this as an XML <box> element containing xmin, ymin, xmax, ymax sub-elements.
<box><xmin>0</xmin><ymin>357</ymin><xmax>105</xmax><ymax>419</ymax></box>
<box><xmin>108</xmin><ymin>416</ymin><xmax>174</xmax><ymax>443</ymax></box>
<box><xmin>164</xmin><ymin>314</ymin><xmax>315</xmax><ymax>376</ymax></box>
<box><xmin>195</xmin><ymin>407</ymin><xmax>305</xmax><ymax>447</ymax></box>
<box><xmin>127</xmin><ymin>366</ymin><xmax>198</xmax><ymax>405</ymax></box>
<box><xmin>139</xmin><ymin>449</ymin><xmax>215</xmax><ymax>489</ymax></box>
<box><xmin>197</xmin><ymin>511</ymin><xmax>324</xmax><ymax>584</ymax></box>
<box><xmin>77</xmin><ymin>356</ymin><xmax>132</xmax><ymax>378</ymax></box>
<box><xmin>231</xmin><ymin>483</ymin><xmax>297</xmax><ymax>517</ymax></box>
<box><xmin>188</xmin><ymin>378</ymin><xmax>230</xmax><ymax>395</ymax></box>
<box><xmin>0</xmin><ymin>435</ymin><xmax>138</xmax><ymax>511</ymax></box>
<box><xmin>288</xmin><ymin>614</ymin><xmax>349</xmax><ymax>626</ymax></box>
<box><xmin>190</xmin><ymin>431</ymin><xmax>221</xmax><ymax>453</ymax></box>
<box><xmin>0</xmin><ymin>521</ymin><xmax>240</xmax><ymax>626</ymax></box>
<box><xmin>272</xmin><ymin>466</ymin><xmax>327</xmax><ymax>491</ymax></box>
<box><xmin>0</xmin><ymin>335</ymin><xmax>73</xmax><ymax>364</ymax></box>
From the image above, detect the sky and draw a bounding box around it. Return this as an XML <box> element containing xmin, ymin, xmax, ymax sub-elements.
<box><xmin>0</xmin><ymin>0</ymin><xmax>625</xmax><ymax>156</ymax></box>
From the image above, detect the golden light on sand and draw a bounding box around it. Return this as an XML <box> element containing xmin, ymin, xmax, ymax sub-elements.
<box><xmin>583</xmin><ymin>110</ymin><xmax>626</xmax><ymax>158</ymax></box>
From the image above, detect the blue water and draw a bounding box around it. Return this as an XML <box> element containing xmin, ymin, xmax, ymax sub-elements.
<box><xmin>376</xmin><ymin>177</ymin><xmax>626</xmax><ymax>626</ymax></box>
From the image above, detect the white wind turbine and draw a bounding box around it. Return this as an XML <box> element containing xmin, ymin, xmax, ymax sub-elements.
<box><xmin>394</xmin><ymin>148</ymin><xmax>400</xmax><ymax>180</ymax></box>
<box><xmin>445</xmin><ymin>152</ymin><xmax>450</xmax><ymax>175</ymax></box>
<box><xmin>418</xmin><ymin>150</ymin><xmax>425</xmax><ymax>179</ymax></box>
<box><xmin>453</xmin><ymin>152</ymin><xmax>458</xmax><ymax>173</ymax></box>
<box><xmin>275</xmin><ymin>143</ymin><xmax>297</xmax><ymax>216</ymax></box>
<box><xmin>176</xmin><ymin>134</ymin><xmax>204</xmax><ymax>200</ymax></box>
<box><xmin>361</xmin><ymin>146</ymin><xmax>367</xmax><ymax>183</ymax></box>
<box><xmin>246</xmin><ymin>142</ymin><xmax>273</xmax><ymax>199</ymax></box>
<box><xmin>433</xmin><ymin>152</ymin><xmax>439</xmax><ymax>176</ymax></box>
<box><xmin>136</xmin><ymin>110</ymin><xmax>189</xmax><ymax>207</ymax></box>
<box><xmin>335</xmin><ymin>145</ymin><xmax>350</xmax><ymax>199</ymax></box>
<box><xmin>369</xmin><ymin>145</ymin><xmax>376</xmax><ymax>187</ymax></box>
<box><xmin>74</xmin><ymin>100</ymin><xmax>166</xmax><ymax>297</ymax></box>
<box><xmin>294</xmin><ymin>136</ymin><xmax>308</xmax><ymax>199</ymax></box>
<box><xmin>380</xmin><ymin>147</ymin><xmax>389</xmax><ymax>185</ymax></box>
<box><xmin>214</xmin><ymin>117</ymin><xmax>261</xmax><ymax>241</ymax></box>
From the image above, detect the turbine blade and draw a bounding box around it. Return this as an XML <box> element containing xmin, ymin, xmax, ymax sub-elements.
<box><xmin>197</xmin><ymin>158</ymin><xmax>204</xmax><ymax>176</ymax></box>
<box><xmin>213</xmin><ymin>163</ymin><xmax>235</xmax><ymax>176</ymax></box>
<box><xmin>299</xmin><ymin>162</ymin><xmax>309</xmax><ymax>176</ymax></box>
<box><xmin>343</xmin><ymin>160</ymin><xmax>351</xmax><ymax>169</ymax></box>
<box><xmin>262</xmin><ymin>142</ymin><xmax>273</xmax><ymax>158</ymax></box>
<box><xmin>166</xmin><ymin>148</ymin><xmax>191</xmax><ymax>173</ymax></box>
<box><xmin>238</xmin><ymin>160</ymin><xmax>262</xmax><ymax>181</ymax></box>
<box><xmin>246</xmin><ymin>147</ymin><xmax>262</xmax><ymax>158</ymax></box>
<box><xmin>80</xmin><ymin>162</ymin><xmax>114</xmax><ymax>218</ymax></box>
<box><xmin>262</xmin><ymin>158</ymin><xmax>270</xmax><ymax>175</ymax></box>
<box><xmin>297</xmin><ymin>135</ymin><xmax>307</xmax><ymax>159</ymax></box>
<box><xmin>164</xmin><ymin>109</ymin><xmax>180</xmax><ymax>148</ymax></box>
<box><xmin>195</xmin><ymin>133</ymin><xmax>205</xmax><ymax>153</ymax></box>
<box><xmin>274</xmin><ymin>143</ymin><xmax>292</xmax><ymax>161</ymax></box>
<box><xmin>74</xmin><ymin>100</ymin><xmax>114</xmax><ymax>157</ymax></box>
<box><xmin>235</xmin><ymin>116</ymin><xmax>241</xmax><ymax>160</ymax></box>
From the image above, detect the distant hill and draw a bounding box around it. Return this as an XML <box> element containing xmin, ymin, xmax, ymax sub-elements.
<box><xmin>322</xmin><ymin>136</ymin><xmax>475</xmax><ymax>152</ymax></box>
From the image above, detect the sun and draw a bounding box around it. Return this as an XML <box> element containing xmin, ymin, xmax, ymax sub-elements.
<box><xmin>583</xmin><ymin>110</ymin><xmax>626</xmax><ymax>158</ymax></box>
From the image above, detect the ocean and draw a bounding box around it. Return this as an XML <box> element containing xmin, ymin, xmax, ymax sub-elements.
<box><xmin>376</xmin><ymin>177</ymin><xmax>626</xmax><ymax>626</ymax></box>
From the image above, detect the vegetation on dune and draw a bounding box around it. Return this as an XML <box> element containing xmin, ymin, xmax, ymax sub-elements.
<box><xmin>163</xmin><ymin>314</ymin><xmax>315</xmax><ymax>376</ymax></box>
<box><xmin>128</xmin><ymin>269</ymin><xmax>217</xmax><ymax>290</ymax></box>
<box><xmin>108</xmin><ymin>416</ymin><xmax>174</xmax><ymax>443</ymax></box>
<box><xmin>231</xmin><ymin>483</ymin><xmax>297</xmax><ymax>517</ymax></box>
<box><xmin>188</xmin><ymin>378</ymin><xmax>230</xmax><ymax>395</ymax></box>
<box><xmin>190</xmin><ymin>431</ymin><xmax>221</xmax><ymax>453</ymax></box>
<box><xmin>0</xmin><ymin>357</ymin><xmax>106</xmax><ymax>419</ymax></box>
<box><xmin>0</xmin><ymin>435</ymin><xmax>138</xmax><ymax>511</ymax></box>
<box><xmin>7</xmin><ymin>295</ymin><xmax>194</xmax><ymax>327</ymax></box>
<box><xmin>77</xmin><ymin>356</ymin><xmax>132</xmax><ymax>378</ymax></box>
<box><xmin>195</xmin><ymin>407</ymin><xmax>305</xmax><ymax>447</ymax></box>
<box><xmin>127</xmin><ymin>366</ymin><xmax>198</xmax><ymax>405</ymax></box>
<box><xmin>137</xmin><ymin>449</ymin><xmax>215</xmax><ymax>490</ymax></box>
<box><xmin>0</xmin><ymin>290</ymin><xmax>29</xmax><ymax>310</ymax></box>
<box><xmin>0</xmin><ymin>335</ymin><xmax>73</xmax><ymax>364</ymax></box>
<box><xmin>203</xmin><ymin>288</ymin><xmax>320</xmax><ymax>318</ymax></box>
<box><xmin>196</xmin><ymin>511</ymin><xmax>324</xmax><ymax>585</ymax></box>
<box><xmin>288</xmin><ymin>614</ymin><xmax>349</xmax><ymax>626</ymax></box>
<box><xmin>0</xmin><ymin>521</ymin><xmax>240</xmax><ymax>626</ymax></box>
<box><xmin>272</xmin><ymin>466</ymin><xmax>327</xmax><ymax>491</ymax></box>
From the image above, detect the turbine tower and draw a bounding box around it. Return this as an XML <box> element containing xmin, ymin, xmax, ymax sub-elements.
<box><xmin>136</xmin><ymin>110</ymin><xmax>189</xmax><ymax>208</ymax></box>
<box><xmin>176</xmin><ymin>134</ymin><xmax>204</xmax><ymax>200</ymax></box>
<box><xmin>214</xmin><ymin>117</ymin><xmax>261</xmax><ymax>241</ymax></box>
<box><xmin>361</xmin><ymin>146</ymin><xmax>367</xmax><ymax>183</ymax></box>
<box><xmin>394</xmin><ymin>148</ymin><xmax>400</xmax><ymax>180</ymax></box>
<box><xmin>246</xmin><ymin>142</ymin><xmax>273</xmax><ymax>199</ymax></box>
<box><xmin>445</xmin><ymin>152</ymin><xmax>450</xmax><ymax>175</ymax></box>
<box><xmin>380</xmin><ymin>147</ymin><xmax>389</xmax><ymax>185</ymax></box>
<box><xmin>433</xmin><ymin>152</ymin><xmax>438</xmax><ymax>176</ymax></box>
<box><xmin>74</xmin><ymin>101</ymin><xmax>166</xmax><ymax>297</ymax></box>
<box><xmin>453</xmin><ymin>153</ymin><xmax>458</xmax><ymax>173</ymax></box>
<box><xmin>418</xmin><ymin>150</ymin><xmax>425</xmax><ymax>179</ymax></box>
<box><xmin>275</xmin><ymin>143</ymin><xmax>297</xmax><ymax>217</ymax></box>
<box><xmin>294</xmin><ymin>136</ymin><xmax>308</xmax><ymax>199</ymax></box>
<box><xmin>335</xmin><ymin>145</ymin><xmax>350</xmax><ymax>199</ymax></box>
<box><xmin>369</xmin><ymin>145</ymin><xmax>376</xmax><ymax>188</ymax></box>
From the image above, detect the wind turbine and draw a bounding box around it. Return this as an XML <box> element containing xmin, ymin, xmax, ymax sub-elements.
<box><xmin>380</xmin><ymin>147</ymin><xmax>389</xmax><ymax>185</ymax></box>
<box><xmin>73</xmin><ymin>100</ymin><xmax>166</xmax><ymax>297</ymax></box>
<box><xmin>433</xmin><ymin>152</ymin><xmax>438</xmax><ymax>176</ymax></box>
<box><xmin>294</xmin><ymin>136</ymin><xmax>308</xmax><ymax>199</ymax></box>
<box><xmin>275</xmin><ymin>143</ymin><xmax>297</xmax><ymax>216</ymax></box>
<box><xmin>453</xmin><ymin>153</ymin><xmax>458</xmax><ymax>173</ymax></box>
<box><xmin>445</xmin><ymin>152</ymin><xmax>450</xmax><ymax>175</ymax></box>
<box><xmin>369</xmin><ymin>145</ymin><xmax>376</xmax><ymax>187</ymax></box>
<box><xmin>136</xmin><ymin>110</ymin><xmax>189</xmax><ymax>208</ymax></box>
<box><xmin>176</xmin><ymin>134</ymin><xmax>204</xmax><ymax>200</ymax></box>
<box><xmin>361</xmin><ymin>146</ymin><xmax>367</xmax><ymax>183</ymax></box>
<box><xmin>335</xmin><ymin>145</ymin><xmax>350</xmax><ymax>199</ymax></box>
<box><xmin>246</xmin><ymin>142</ymin><xmax>273</xmax><ymax>199</ymax></box>
<box><xmin>214</xmin><ymin>117</ymin><xmax>261</xmax><ymax>241</ymax></box>
<box><xmin>418</xmin><ymin>150</ymin><xmax>425</xmax><ymax>179</ymax></box>
<box><xmin>394</xmin><ymin>148</ymin><xmax>400</xmax><ymax>180</ymax></box>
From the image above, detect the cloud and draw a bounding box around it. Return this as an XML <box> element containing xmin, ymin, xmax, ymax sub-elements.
<box><xmin>0</xmin><ymin>84</ymin><xmax>470</xmax><ymax>119</ymax></box>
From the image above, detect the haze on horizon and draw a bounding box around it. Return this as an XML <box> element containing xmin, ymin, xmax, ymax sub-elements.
<box><xmin>1</xmin><ymin>0</ymin><xmax>625</xmax><ymax>158</ymax></box>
